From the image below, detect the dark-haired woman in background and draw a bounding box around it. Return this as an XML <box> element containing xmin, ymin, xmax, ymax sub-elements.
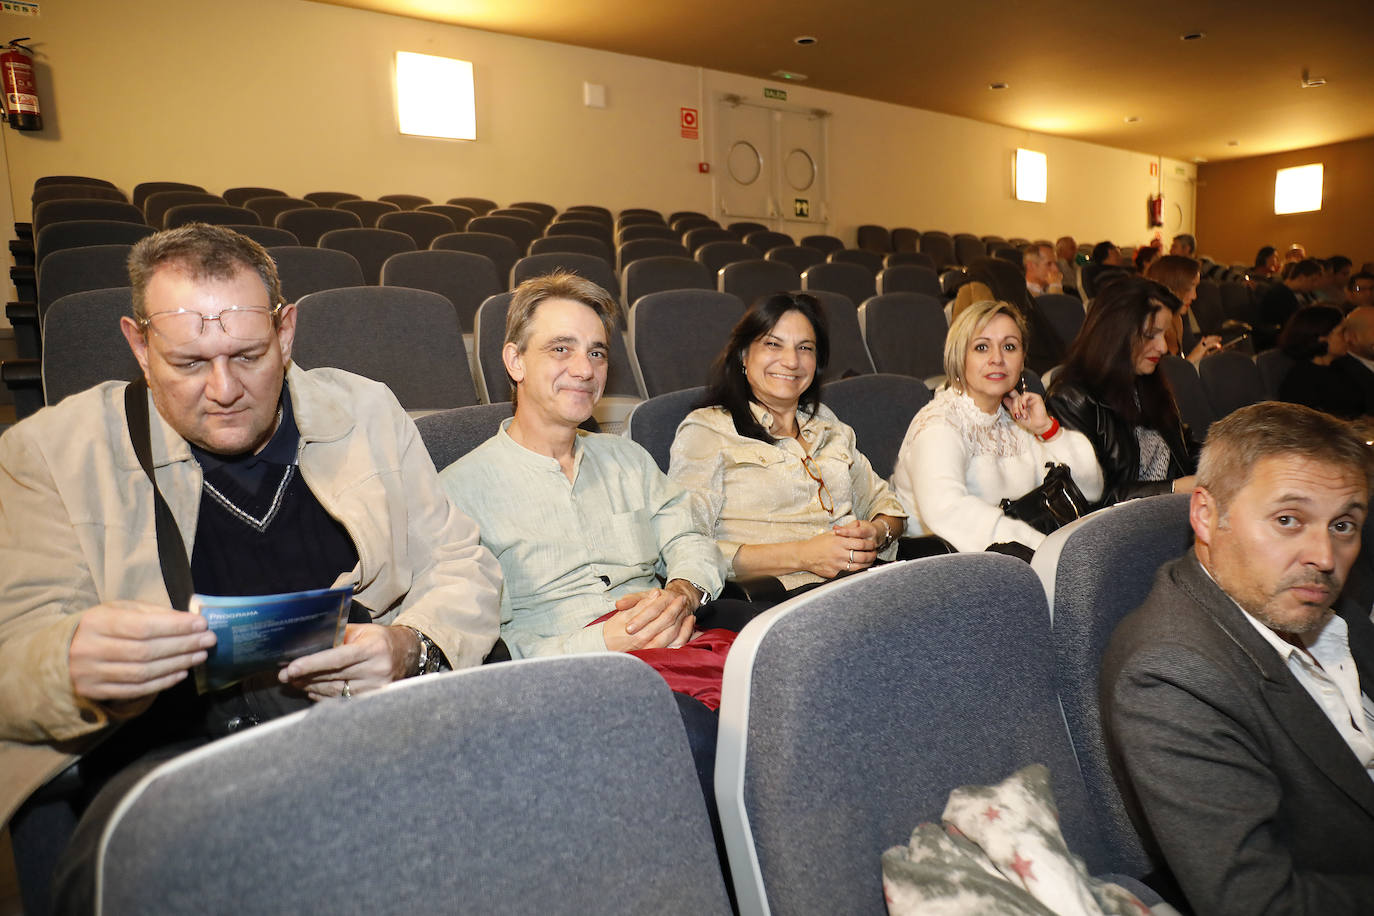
<box><xmin>1146</xmin><ymin>254</ymin><xmax>1222</xmax><ymax>366</ymax></box>
<box><xmin>669</xmin><ymin>293</ymin><xmax>905</xmax><ymax>592</ymax></box>
<box><xmin>1277</xmin><ymin>305</ymin><xmax>1360</xmax><ymax>419</ymax></box>
<box><xmin>1045</xmin><ymin>274</ymin><xmax>1197</xmax><ymax>508</ymax></box>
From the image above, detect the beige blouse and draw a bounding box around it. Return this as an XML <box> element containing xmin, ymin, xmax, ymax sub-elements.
<box><xmin>668</xmin><ymin>402</ymin><xmax>906</xmax><ymax>589</ymax></box>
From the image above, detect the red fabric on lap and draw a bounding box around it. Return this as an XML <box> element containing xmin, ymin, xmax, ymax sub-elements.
<box><xmin>587</xmin><ymin>611</ymin><xmax>736</xmax><ymax>710</ymax></box>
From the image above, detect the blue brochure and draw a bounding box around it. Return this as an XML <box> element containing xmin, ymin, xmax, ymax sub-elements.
<box><xmin>190</xmin><ymin>585</ymin><xmax>353</xmax><ymax>693</ymax></box>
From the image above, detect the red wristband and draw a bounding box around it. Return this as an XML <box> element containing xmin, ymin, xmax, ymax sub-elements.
<box><xmin>1037</xmin><ymin>417</ymin><xmax>1060</xmax><ymax>442</ymax></box>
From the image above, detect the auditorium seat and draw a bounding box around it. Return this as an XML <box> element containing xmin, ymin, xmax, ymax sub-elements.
<box><xmin>1255</xmin><ymin>348</ymin><xmax>1293</xmax><ymax>399</ymax></box>
<box><xmin>316</xmin><ymin>228</ymin><xmax>415</xmax><ymax>285</ymax></box>
<box><xmin>302</xmin><ymin>190</ymin><xmax>361</xmax><ymax>207</ymax></box>
<box><xmin>34</xmin><ymin>220</ymin><xmax>154</xmax><ymax>266</ymax></box>
<box><xmin>821</xmin><ymin>373</ymin><xmax>932</xmax><ymax>478</ymax></box>
<box><xmin>467</xmin><ymin>215</ymin><xmax>540</xmax><ymax>256</ymax></box>
<box><xmin>545</xmin><ymin>218</ymin><xmax>614</xmax><ymax>251</ymax></box>
<box><xmin>276</xmin><ymin>208</ymin><xmax>362</xmax><ymax>248</ymax></box>
<box><xmin>696</xmin><ymin>240</ymin><xmax>760</xmax><ymax>277</ymax></box>
<box><xmin>668</xmin><ymin>210</ymin><xmax>709</xmax><ymax>223</ymax></box>
<box><xmin>622</xmin><ymin>256</ymin><xmax>711</xmax><ymax>306</ymax></box>
<box><xmin>415</xmin><ymin>401</ymin><xmax>515</xmax><ymax>469</ymax></box>
<box><xmin>857</xmin><ymin>292</ymin><xmax>946</xmax><ymax>382</ymax></box>
<box><xmin>132</xmin><ymin>181</ymin><xmax>204</xmax><ymax>211</ymax></box>
<box><xmin>1191</xmin><ymin>280</ymin><xmax>1224</xmax><ymax>333</ymax></box>
<box><xmin>918</xmin><ymin>230</ymin><xmax>956</xmax><ymax>270</ymax></box>
<box><xmin>222</xmin><ymin>186</ymin><xmax>286</xmax><ymax>207</ymax></box>
<box><xmin>717</xmin><ymin>554</ymin><xmax>1166</xmax><ymax>915</ymax></box>
<box><xmin>801</xmin><ymin>261</ymin><xmax>876</xmax><ymax>308</ymax></box>
<box><xmin>798</xmin><ymin>288</ymin><xmax>875</xmax><ymax>378</ymax></box>
<box><xmin>1159</xmin><ymin>354</ymin><xmax>1215</xmax><ymax>440</ymax></box>
<box><xmin>764</xmin><ymin>245</ymin><xmax>825</xmax><ymax>274</ymax></box>
<box><xmin>34</xmin><ymin>175</ymin><xmax>117</xmax><ymax>190</ymax></box>
<box><xmin>799</xmin><ymin>234</ymin><xmax>843</xmax><ymax>255</ymax></box>
<box><xmin>335</xmin><ymin>199</ymin><xmax>401</xmax><ymax>227</ymax></box>
<box><xmin>98</xmin><ymin>655</ymin><xmax>731</xmax><ymax>916</ymax></box>
<box><xmin>1035</xmin><ymin>293</ymin><xmax>1086</xmax><ymax>349</ymax></box>
<box><xmin>616</xmin><ymin>214</ymin><xmax>668</xmax><ymax>233</ymax></box>
<box><xmin>939</xmin><ymin>267</ymin><xmax>969</xmax><ymax>298</ymax></box>
<box><xmin>244</xmin><ymin>196</ymin><xmax>314</xmax><ymax>226</ymax></box>
<box><xmin>727</xmin><ymin>221</ymin><xmax>768</xmax><ymax>240</ymax></box>
<box><xmin>226</xmin><ymin>225</ymin><xmax>298</xmax><ymax>248</ymax></box>
<box><xmin>855</xmin><ymin>224</ymin><xmax>891</xmax><ymax>253</ymax></box>
<box><xmin>743</xmin><ymin>230</ymin><xmax>792</xmax><ymax>253</ymax></box>
<box><xmin>145</xmin><ymin>191</ymin><xmax>226</xmax><ymax>229</ymax></box>
<box><xmin>1199</xmin><ymin>349</ymin><xmax>1264</xmax><ymax>419</ymax></box>
<box><xmin>826</xmin><ymin>248</ymin><xmax>883</xmax><ymax>275</ymax></box>
<box><xmin>876</xmin><ymin>264</ymin><xmax>941</xmax><ymax>299</ymax></box>
<box><xmin>629</xmin><ymin>289</ymin><xmax>745</xmax><ymax>397</ymax></box>
<box><xmin>431</xmin><ymin>232</ymin><xmax>519</xmax><ymax>290</ymax></box>
<box><xmin>32</xmin><ymin>200</ymin><xmax>145</xmax><ymax>241</ymax></box>
<box><xmin>37</xmin><ymin>244</ymin><xmax>134</xmax><ymax>321</ymax></box>
<box><xmin>617</xmin><ymin>238</ymin><xmax>689</xmax><ymax>273</ymax></box>
<box><xmin>510</xmin><ymin>201</ymin><xmax>557</xmax><ymax>223</ymax></box>
<box><xmin>1031</xmin><ymin>493</ymin><xmax>1193</xmax><ymax>878</ymax></box>
<box><xmin>162</xmin><ymin>204</ymin><xmax>258</xmax><ymax>229</ymax></box>
<box><xmin>718</xmin><ymin>259</ymin><xmax>800</xmax><ymax>310</ymax></box>
<box><xmin>557</xmin><ymin>207</ymin><xmax>612</xmax><ymax>227</ymax></box>
<box><xmin>293</xmin><ymin>286</ymin><xmax>476</xmax><ymax>410</ymax></box>
<box><xmin>447</xmin><ymin>196</ymin><xmax>497</xmax><ymax>215</ymax></box>
<box><xmin>377</xmin><ymin>210</ymin><xmax>457</xmax><ymax>250</ymax></box>
<box><xmin>882</xmin><ymin>251</ymin><xmax>936</xmax><ymax>271</ymax></box>
<box><xmin>380</xmin><ymin>249</ymin><xmax>501</xmax><ymax>335</ymax></box>
<box><xmin>41</xmin><ymin>288</ymin><xmax>140</xmax><ymax>406</ymax></box>
<box><xmin>683</xmin><ymin>226</ymin><xmax>738</xmax><ymax>254</ymax></box>
<box><xmin>490</xmin><ymin>207</ymin><xmax>544</xmax><ymax>227</ymax></box>
<box><xmin>624</xmin><ymin>385</ymin><xmax>706</xmax><ymax>473</ymax></box>
<box><xmin>31</xmin><ymin>183</ymin><xmax>128</xmax><ymax>206</ymax></box>
<box><xmin>890</xmin><ymin>227</ymin><xmax>920</xmax><ymax>254</ymax></box>
<box><xmin>267</xmin><ymin>246</ymin><xmax>366</xmax><ymax>304</ymax></box>
<box><xmin>520</xmin><ymin>229</ymin><xmax>611</xmax><ymax>262</ymax></box>
<box><xmin>952</xmin><ymin>232</ymin><xmax>986</xmax><ymax>267</ymax></box>
<box><xmin>616</xmin><ymin>223</ymin><xmax>677</xmax><ymax>244</ymax></box>
<box><xmin>511</xmin><ymin>251</ymin><xmax>620</xmax><ymax>302</ymax></box>
<box><xmin>473</xmin><ymin>292</ymin><xmax>514</xmax><ymax>403</ymax></box>
<box><xmin>618</xmin><ymin>207</ymin><xmax>664</xmax><ymax>221</ymax></box>
<box><xmin>378</xmin><ymin>193</ymin><xmax>432</xmax><ymax>211</ymax></box>
<box><xmin>418</xmin><ymin>203</ymin><xmax>475</xmax><ymax>231</ymax></box>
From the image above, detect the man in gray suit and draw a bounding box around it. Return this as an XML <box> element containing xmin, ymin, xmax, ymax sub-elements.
<box><xmin>1100</xmin><ymin>401</ymin><xmax>1374</xmax><ymax>916</ymax></box>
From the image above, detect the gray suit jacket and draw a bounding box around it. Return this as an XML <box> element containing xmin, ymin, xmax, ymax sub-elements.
<box><xmin>1100</xmin><ymin>553</ymin><xmax>1374</xmax><ymax>915</ymax></box>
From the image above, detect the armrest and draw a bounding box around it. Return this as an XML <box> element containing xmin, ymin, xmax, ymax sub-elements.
<box><xmin>10</xmin><ymin>264</ymin><xmax>34</xmax><ymax>303</ymax></box>
<box><xmin>13</xmin><ymin>222</ymin><xmax>32</xmax><ymax>241</ymax></box>
<box><xmin>720</xmin><ymin>575</ymin><xmax>787</xmax><ymax>604</ymax></box>
<box><xmin>6</xmin><ymin>301</ymin><xmax>40</xmax><ymax>359</ymax></box>
<box><xmin>9</xmin><ymin>236</ymin><xmax>33</xmax><ymax>266</ymax></box>
<box><xmin>1</xmin><ymin>357</ymin><xmax>44</xmax><ymax>419</ymax></box>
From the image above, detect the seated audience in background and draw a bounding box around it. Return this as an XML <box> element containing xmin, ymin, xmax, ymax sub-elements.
<box><xmin>669</xmin><ymin>292</ymin><xmax>905</xmax><ymax>598</ymax></box>
<box><xmin>1331</xmin><ymin>305</ymin><xmax>1374</xmax><ymax>415</ymax></box>
<box><xmin>1259</xmin><ymin>258</ymin><xmax>1325</xmax><ymax>349</ymax></box>
<box><xmin>1132</xmin><ymin>242</ymin><xmax>1160</xmax><ymax>274</ymax></box>
<box><xmin>1100</xmin><ymin>402</ymin><xmax>1374</xmax><ymax>916</ymax></box>
<box><xmin>1092</xmin><ymin>240</ymin><xmax>1124</xmax><ymax>267</ymax></box>
<box><xmin>1319</xmin><ymin>255</ymin><xmax>1353</xmax><ymax>304</ymax></box>
<box><xmin>1168</xmin><ymin>233</ymin><xmax>1196</xmax><ymax>258</ymax></box>
<box><xmin>1054</xmin><ymin>235</ymin><xmax>1079</xmax><ymax>286</ymax></box>
<box><xmin>1277</xmin><ymin>305</ymin><xmax>1360</xmax><ymax>418</ymax></box>
<box><xmin>1081</xmin><ymin>240</ymin><xmax>1127</xmax><ymax>298</ymax></box>
<box><xmin>964</xmin><ymin>256</ymin><xmax>1067</xmax><ymax>373</ymax></box>
<box><xmin>0</xmin><ymin>224</ymin><xmax>502</xmax><ymax>913</ymax></box>
<box><xmin>890</xmin><ymin>299</ymin><xmax>1101</xmax><ymax>555</ymax></box>
<box><xmin>1046</xmin><ymin>274</ymin><xmax>1196</xmax><ymax>509</ymax></box>
<box><xmin>1145</xmin><ymin>254</ymin><xmax>1222</xmax><ymax>365</ymax></box>
<box><xmin>1342</xmin><ymin>270</ymin><xmax>1374</xmax><ymax>314</ymax></box>
<box><xmin>1023</xmin><ymin>242</ymin><xmax>1063</xmax><ymax>296</ymax></box>
<box><xmin>1284</xmin><ymin>242</ymin><xmax>1308</xmax><ymax>264</ymax></box>
<box><xmin>1252</xmin><ymin>245</ymin><xmax>1280</xmax><ymax>280</ymax></box>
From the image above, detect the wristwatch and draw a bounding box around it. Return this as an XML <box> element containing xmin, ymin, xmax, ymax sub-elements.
<box><xmin>404</xmin><ymin>626</ymin><xmax>443</xmax><ymax>676</ymax></box>
<box><xmin>683</xmin><ymin>580</ymin><xmax>711</xmax><ymax>609</ymax></box>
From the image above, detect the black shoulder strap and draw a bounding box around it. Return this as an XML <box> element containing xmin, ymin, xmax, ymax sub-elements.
<box><xmin>124</xmin><ymin>379</ymin><xmax>193</xmax><ymax>611</ymax></box>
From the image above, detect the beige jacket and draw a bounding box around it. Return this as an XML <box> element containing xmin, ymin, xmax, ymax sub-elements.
<box><xmin>0</xmin><ymin>366</ymin><xmax>502</xmax><ymax>824</ymax></box>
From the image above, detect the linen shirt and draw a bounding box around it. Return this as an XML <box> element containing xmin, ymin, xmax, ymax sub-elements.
<box><xmin>891</xmin><ymin>386</ymin><xmax>1103</xmax><ymax>552</ymax></box>
<box><xmin>439</xmin><ymin>420</ymin><xmax>724</xmax><ymax>659</ymax></box>
<box><xmin>668</xmin><ymin>402</ymin><xmax>905</xmax><ymax>590</ymax></box>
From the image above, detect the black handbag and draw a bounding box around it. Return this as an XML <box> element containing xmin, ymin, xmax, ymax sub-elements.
<box><xmin>999</xmin><ymin>462</ymin><xmax>1090</xmax><ymax>535</ymax></box>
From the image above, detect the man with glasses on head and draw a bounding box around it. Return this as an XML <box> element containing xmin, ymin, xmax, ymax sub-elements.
<box><xmin>0</xmin><ymin>223</ymin><xmax>501</xmax><ymax>914</ymax></box>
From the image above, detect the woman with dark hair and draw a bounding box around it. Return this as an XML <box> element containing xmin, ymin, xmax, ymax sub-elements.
<box><xmin>1133</xmin><ymin>243</ymin><xmax>1160</xmax><ymax>274</ymax></box>
<box><xmin>1045</xmin><ymin>274</ymin><xmax>1197</xmax><ymax>508</ymax></box>
<box><xmin>1276</xmin><ymin>305</ymin><xmax>1360</xmax><ymax>418</ymax></box>
<box><xmin>1146</xmin><ymin>254</ymin><xmax>1222</xmax><ymax>366</ymax></box>
<box><xmin>1253</xmin><ymin>245</ymin><xmax>1279</xmax><ymax>279</ymax></box>
<box><xmin>668</xmin><ymin>293</ymin><xmax>905</xmax><ymax>591</ymax></box>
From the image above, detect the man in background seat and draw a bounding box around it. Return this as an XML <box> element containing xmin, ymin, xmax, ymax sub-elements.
<box><xmin>1100</xmin><ymin>402</ymin><xmax>1374</xmax><ymax>916</ymax></box>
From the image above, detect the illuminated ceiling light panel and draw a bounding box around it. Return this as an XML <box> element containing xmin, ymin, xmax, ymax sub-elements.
<box><xmin>1274</xmin><ymin>163</ymin><xmax>1323</xmax><ymax>214</ymax></box>
<box><xmin>1014</xmin><ymin>148</ymin><xmax>1047</xmax><ymax>203</ymax></box>
<box><xmin>396</xmin><ymin>51</ymin><xmax>476</xmax><ymax>140</ymax></box>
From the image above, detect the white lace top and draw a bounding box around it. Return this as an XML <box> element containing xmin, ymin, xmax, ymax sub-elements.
<box><xmin>891</xmin><ymin>387</ymin><xmax>1104</xmax><ymax>552</ymax></box>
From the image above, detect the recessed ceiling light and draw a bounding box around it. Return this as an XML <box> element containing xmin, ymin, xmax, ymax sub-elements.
<box><xmin>1124</xmin><ymin>116</ymin><xmax>1140</xmax><ymax>123</ymax></box>
<box><xmin>988</xmin><ymin>81</ymin><xmax>1009</xmax><ymax>90</ymax></box>
<box><xmin>793</xmin><ymin>35</ymin><xmax>817</xmax><ymax>46</ymax></box>
<box><xmin>1180</xmin><ymin>31</ymin><xmax>1206</xmax><ymax>41</ymax></box>
<box><xmin>1227</xmin><ymin>140</ymin><xmax>1239</xmax><ymax>147</ymax></box>
<box><xmin>771</xmin><ymin>69</ymin><xmax>808</xmax><ymax>82</ymax></box>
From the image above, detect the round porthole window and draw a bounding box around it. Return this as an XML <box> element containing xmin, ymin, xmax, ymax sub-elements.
<box><xmin>728</xmin><ymin>140</ymin><xmax>763</xmax><ymax>185</ymax></box>
<box><xmin>785</xmin><ymin>148</ymin><xmax>816</xmax><ymax>191</ymax></box>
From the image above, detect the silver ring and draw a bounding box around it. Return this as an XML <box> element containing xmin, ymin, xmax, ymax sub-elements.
<box><xmin>849</xmin><ymin>548</ymin><xmax>855</xmax><ymax>564</ymax></box>
<box><xmin>341</xmin><ymin>681</ymin><xmax>352</xmax><ymax>699</ymax></box>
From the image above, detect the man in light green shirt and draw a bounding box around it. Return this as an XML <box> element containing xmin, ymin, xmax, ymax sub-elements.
<box><xmin>438</xmin><ymin>272</ymin><xmax>727</xmax><ymax>660</ymax></box>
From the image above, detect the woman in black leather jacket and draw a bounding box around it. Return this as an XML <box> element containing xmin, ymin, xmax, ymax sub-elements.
<box><xmin>1046</xmin><ymin>274</ymin><xmax>1197</xmax><ymax>508</ymax></box>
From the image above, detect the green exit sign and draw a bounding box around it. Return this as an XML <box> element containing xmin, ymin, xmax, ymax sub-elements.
<box><xmin>763</xmin><ymin>87</ymin><xmax>787</xmax><ymax>101</ymax></box>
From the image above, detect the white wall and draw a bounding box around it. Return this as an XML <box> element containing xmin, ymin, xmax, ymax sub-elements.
<box><xmin>3</xmin><ymin>0</ymin><xmax>1192</xmax><ymax>249</ymax></box>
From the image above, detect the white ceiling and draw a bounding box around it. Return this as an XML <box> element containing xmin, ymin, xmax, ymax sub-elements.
<box><xmin>312</xmin><ymin>0</ymin><xmax>1374</xmax><ymax>163</ymax></box>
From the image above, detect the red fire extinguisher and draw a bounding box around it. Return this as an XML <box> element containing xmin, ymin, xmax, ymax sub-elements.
<box><xmin>1146</xmin><ymin>194</ymin><xmax>1163</xmax><ymax>228</ymax></box>
<box><xmin>1</xmin><ymin>38</ymin><xmax>41</xmax><ymax>131</ymax></box>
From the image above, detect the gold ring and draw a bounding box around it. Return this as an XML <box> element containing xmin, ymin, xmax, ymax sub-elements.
<box><xmin>341</xmin><ymin>681</ymin><xmax>352</xmax><ymax>699</ymax></box>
